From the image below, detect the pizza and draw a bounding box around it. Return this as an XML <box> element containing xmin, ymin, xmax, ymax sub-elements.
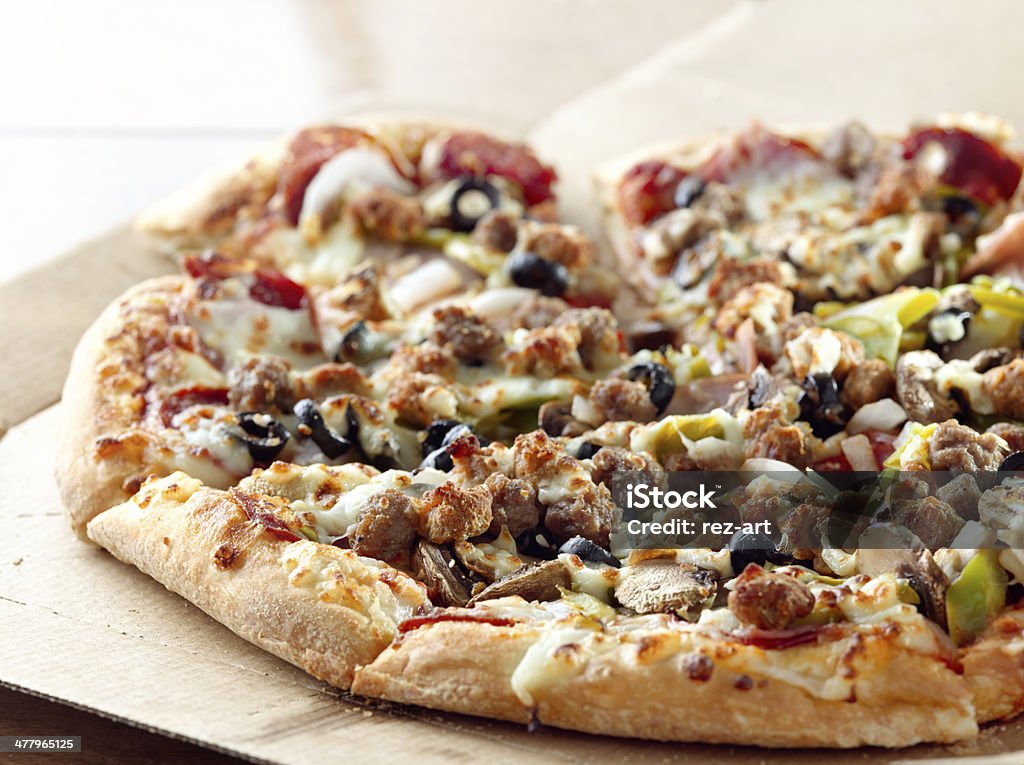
<box><xmin>57</xmin><ymin>114</ymin><xmax>1024</xmax><ymax>749</ymax></box>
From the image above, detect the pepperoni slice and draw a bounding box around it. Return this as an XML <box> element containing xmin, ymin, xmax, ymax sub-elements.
<box><xmin>617</xmin><ymin>160</ymin><xmax>688</xmax><ymax>226</ymax></box>
<box><xmin>435</xmin><ymin>131</ymin><xmax>557</xmax><ymax>207</ymax></box>
<box><xmin>182</xmin><ymin>251</ymin><xmax>246</xmax><ymax>281</ymax></box>
<box><xmin>734</xmin><ymin>624</ymin><xmax>838</xmax><ymax>650</ymax></box>
<box><xmin>697</xmin><ymin>124</ymin><xmax>819</xmax><ymax>184</ymax></box>
<box><xmin>903</xmin><ymin>127</ymin><xmax>1023</xmax><ymax>206</ymax></box>
<box><xmin>865</xmin><ymin>430</ymin><xmax>897</xmax><ymax>466</ymax></box>
<box><xmin>158</xmin><ymin>387</ymin><xmax>229</xmax><ymax>427</ymax></box>
<box><xmin>249</xmin><ymin>269</ymin><xmax>306</xmax><ymax>310</ymax></box>
<box><xmin>398</xmin><ymin>611</ymin><xmax>516</xmax><ymax>633</ymax></box>
<box><xmin>812</xmin><ymin>453</ymin><xmax>853</xmax><ymax>472</ymax></box>
<box><xmin>277</xmin><ymin>126</ymin><xmax>374</xmax><ymax>225</ymax></box>
<box><xmin>564</xmin><ymin>292</ymin><xmax>614</xmax><ymax>310</ymax></box>
<box><xmin>230</xmin><ymin>488</ymin><xmax>303</xmax><ymax>543</ymax></box>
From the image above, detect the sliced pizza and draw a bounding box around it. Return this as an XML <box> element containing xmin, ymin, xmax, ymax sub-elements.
<box><xmin>596</xmin><ymin>114</ymin><xmax>1024</xmax><ymax>352</ymax></box>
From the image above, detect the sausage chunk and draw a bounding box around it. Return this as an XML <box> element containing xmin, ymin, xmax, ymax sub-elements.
<box><xmin>417</xmin><ymin>482</ymin><xmax>493</xmax><ymax>543</ymax></box>
<box><xmin>928</xmin><ymin>420</ymin><xmax>1009</xmax><ymax>473</ymax></box>
<box><xmin>589</xmin><ymin>447</ymin><xmax>665</xmax><ymax>491</ymax></box>
<box><xmin>386</xmin><ymin>373</ymin><xmax>457</xmax><ymax>428</ymax></box>
<box><xmin>430</xmin><ymin>305</ymin><xmax>502</xmax><ymax>364</ymax></box>
<box><xmin>987</xmin><ymin>422</ymin><xmax>1024</xmax><ymax>452</ymax></box>
<box><xmin>350</xmin><ymin>489</ymin><xmax>418</xmax><ymax>563</ymax></box>
<box><xmin>727</xmin><ymin>564</ymin><xmax>815</xmax><ymax>630</ymax></box>
<box><xmin>743</xmin><ymin>404</ymin><xmax>814</xmax><ymax>469</ymax></box>
<box><xmin>891</xmin><ymin>496</ymin><xmax>966</xmax><ymax>549</ymax></box>
<box><xmin>554</xmin><ymin>308</ymin><xmax>620</xmax><ymax>371</ymax></box>
<box><xmin>502</xmin><ymin>326</ymin><xmax>582</xmax><ymax>378</ymax></box>
<box><xmin>984</xmin><ymin>359</ymin><xmax>1024</xmax><ymax>420</ymax></box>
<box><xmin>472</xmin><ymin>210</ymin><xmax>519</xmax><ymax>252</ymax></box>
<box><xmin>485</xmin><ymin>473</ymin><xmax>541</xmax><ymax>537</ymax></box>
<box><xmin>706</xmin><ymin>258</ymin><xmax>784</xmax><ymax>305</ymax></box>
<box><xmin>544</xmin><ymin>483</ymin><xmax>621</xmax><ymax>548</ymax></box>
<box><xmin>588</xmin><ymin>378</ymin><xmax>657</xmax><ymax>423</ymax></box>
<box><xmin>227</xmin><ymin>356</ymin><xmax>294</xmax><ymax>413</ymax></box>
<box><xmin>841</xmin><ymin>358</ymin><xmax>896</xmax><ymax>410</ymax></box>
<box><xmin>896</xmin><ymin>350</ymin><xmax>960</xmax><ymax>424</ymax></box>
<box><xmin>522</xmin><ymin>225</ymin><xmax>591</xmax><ymax>270</ymax></box>
<box><xmin>510</xmin><ymin>295</ymin><xmax>569</xmax><ymax>330</ymax></box>
<box><xmin>935</xmin><ymin>473</ymin><xmax>982</xmax><ymax>522</ymax></box>
<box><xmin>347</xmin><ymin>187</ymin><xmax>425</xmax><ymax>241</ymax></box>
<box><xmin>323</xmin><ymin>264</ymin><xmax>390</xmax><ymax>320</ymax></box>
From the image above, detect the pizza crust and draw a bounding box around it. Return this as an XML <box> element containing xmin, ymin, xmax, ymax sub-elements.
<box><xmin>57</xmin><ymin>276</ymin><xmax>197</xmax><ymax>540</ymax></box>
<box><xmin>962</xmin><ymin>607</ymin><xmax>1024</xmax><ymax>724</ymax></box>
<box><xmin>87</xmin><ymin>472</ymin><xmax>430</xmax><ymax>689</ymax></box>
<box><xmin>353</xmin><ymin>617</ymin><xmax>978</xmax><ymax>748</ymax></box>
<box><xmin>134</xmin><ymin>114</ymin><xmax>522</xmax><ymax>254</ymax></box>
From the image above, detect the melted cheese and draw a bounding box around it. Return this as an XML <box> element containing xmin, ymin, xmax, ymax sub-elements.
<box><xmin>172</xmin><ymin>408</ymin><xmax>253</xmax><ymax>480</ymax></box>
<box><xmin>509</xmin><ymin>627</ymin><xmax>605</xmax><ymax>707</ymax></box>
<box><xmin>299</xmin><ymin>147</ymin><xmax>415</xmax><ymax>229</ymax></box>
<box><xmin>280</xmin><ymin>541</ymin><xmax>427</xmax><ymax>630</ymax></box>
<box><xmin>188</xmin><ymin>279</ymin><xmax>323</xmax><ymax>369</ymax></box>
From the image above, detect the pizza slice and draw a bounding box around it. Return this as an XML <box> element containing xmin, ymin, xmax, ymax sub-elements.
<box><xmin>88</xmin><ymin>468</ymin><xmax>429</xmax><ymax>688</ymax></box>
<box><xmin>595</xmin><ymin>114</ymin><xmax>1024</xmax><ymax>352</ymax></box>
<box><xmin>137</xmin><ymin>116</ymin><xmax>613</xmax><ymax>304</ymax></box>
<box><xmin>85</xmin><ymin>422</ymin><xmax>1024</xmax><ymax>748</ymax></box>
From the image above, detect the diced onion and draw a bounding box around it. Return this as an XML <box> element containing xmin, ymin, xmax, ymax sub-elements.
<box><xmin>846</xmin><ymin>398</ymin><xmax>907</xmax><ymax>435</ymax></box>
<box><xmin>300</xmin><ymin>148</ymin><xmax>415</xmax><ymax>224</ymax></box>
<box><xmin>740</xmin><ymin>458</ymin><xmax>802</xmax><ymax>474</ymax></box>
<box><xmin>469</xmin><ymin>287</ymin><xmax>536</xmax><ymax>319</ymax></box>
<box><xmin>570</xmin><ymin>394</ymin><xmax>601</xmax><ymax>426</ymax></box>
<box><xmin>840</xmin><ymin>434</ymin><xmax>878</xmax><ymax>472</ymax></box>
<box><xmin>389</xmin><ymin>259</ymin><xmax>466</xmax><ymax>311</ymax></box>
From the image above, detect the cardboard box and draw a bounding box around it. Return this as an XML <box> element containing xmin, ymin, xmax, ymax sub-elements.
<box><xmin>6</xmin><ymin>1</ymin><xmax>1024</xmax><ymax>761</ymax></box>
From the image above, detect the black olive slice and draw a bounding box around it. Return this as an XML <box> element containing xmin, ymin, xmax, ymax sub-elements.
<box><xmin>418</xmin><ymin>422</ymin><xmax>487</xmax><ymax>472</ymax></box>
<box><xmin>557</xmin><ymin>535</ymin><xmax>620</xmax><ymax>568</ymax></box>
<box><xmin>798</xmin><ymin>373</ymin><xmax>847</xmax><ymax>438</ymax></box>
<box><xmin>925</xmin><ymin>308</ymin><xmax>973</xmax><ymax>355</ymax></box>
<box><xmin>335</xmin><ymin>320</ymin><xmax>367</xmax><ymax>363</ymax></box>
<box><xmin>422</xmin><ymin>418</ymin><xmax>464</xmax><ymax>457</ymax></box>
<box><xmin>575</xmin><ymin>442</ymin><xmax>603</xmax><ymax>460</ymax></box>
<box><xmin>515</xmin><ymin>528</ymin><xmax>559</xmax><ymax>560</ymax></box>
<box><xmin>506</xmin><ymin>250</ymin><xmax>569</xmax><ymax>297</ymax></box>
<box><xmin>728</xmin><ymin>530</ymin><xmax>793</xmax><ymax>572</ymax></box>
<box><xmin>293</xmin><ymin>398</ymin><xmax>352</xmax><ymax>459</ymax></box>
<box><xmin>449</xmin><ymin>177</ymin><xmax>502</xmax><ymax>232</ymax></box>
<box><xmin>230</xmin><ymin>411</ymin><xmax>290</xmax><ymax>463</ymax></box>
<box><xmin>999</xmin><ymin>452</ymin><xmax>1024</xmax><ymax>473</ymax></box>
<box><xmin>674</xmin><ymin>175</ymin><xmax>707</xmax><ymax>209</ymax></box>
<box><xmin>625</xmin><ymin>361</ymin><xmax>676</xmax><ymax>414</ymax></box>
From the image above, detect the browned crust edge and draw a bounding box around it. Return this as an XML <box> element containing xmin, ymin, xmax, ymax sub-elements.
<box><xmin>353</xmin><ymin>619</ymin><xmax>977</xmax><ymax>748</ymax></box>
<box><xmin>133</xmin><ymin>114</ymin><xmax>524</xmax><ymax>253</ymax></box>
<box><xmin>962</xmin><ymin>608</ymin><xmax>1024</xmax><ymax>724</ymax></box>
<box><xmin>56</xmin><ymin>275</ymin><xmax>193</xmax><ymax>540</ymax></box>
<box><xmin>86</xmin><ymin>476</ymin><xmax>428</xmax><ymax>689</ymax></box>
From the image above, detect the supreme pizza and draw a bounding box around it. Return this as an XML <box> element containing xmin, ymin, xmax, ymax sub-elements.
<box><xmin>57</xmin><ymin>114</ymin><xmax>1024</xmax><ymax>749</ymax></box>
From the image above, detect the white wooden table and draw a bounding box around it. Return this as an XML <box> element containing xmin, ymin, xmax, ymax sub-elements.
<box><xmin>0</xmin><ymin>0</ymin><xmax>735</xmax><ymax>283</ymax></box>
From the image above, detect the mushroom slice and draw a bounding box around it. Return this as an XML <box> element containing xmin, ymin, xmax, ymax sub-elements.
<box><xmin>614</xmin><ymin>561</ymin><xmax>717</xmax><ymax>618</ymax></box>
<box><xmin>468</xmin><ymin>559</ymin><xmax>571</xmax><ymax>605</ymax></box>
<box><xmin>413</xmin><ymin>540</ymin><xmax>475</xmax><ymax>607</ymax></box>
<box><xmin>857</xmin><ymin>536</ymin><xmax>949</xmax><ymax>629</ymax></box>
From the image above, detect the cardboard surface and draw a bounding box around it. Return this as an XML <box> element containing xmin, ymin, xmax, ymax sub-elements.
<box><xmin>7</xmin><ymin>1</ymin><xmax>1024</xmax><ymax>761</ymax></box>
